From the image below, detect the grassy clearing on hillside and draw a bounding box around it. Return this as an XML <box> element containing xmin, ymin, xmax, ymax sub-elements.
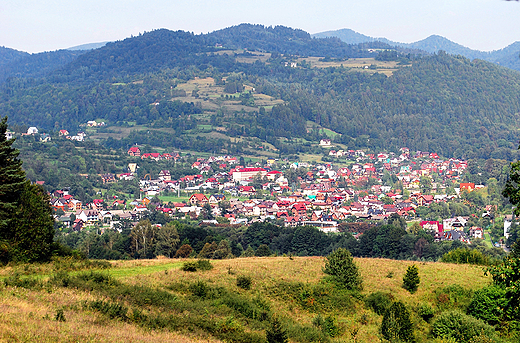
<box><xmin>0</xmin><ymin>257</ymin><xmax>494</xmax><ymax>343</ymax></box>
<box><xmin>158</xmin><ymin>195</ymin><xmax>190</xmax><ymax>203</ymax></box>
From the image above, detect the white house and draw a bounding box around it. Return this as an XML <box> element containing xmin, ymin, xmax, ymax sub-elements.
<box><xmin>320</xmin><ymin>139</ymin><xmax>332</xmax><ymax>147</ymax></box>
<box><xmin>27</xmin><ymin>127</ymin><xmax>38</xmax><ymax>135</ymax></box>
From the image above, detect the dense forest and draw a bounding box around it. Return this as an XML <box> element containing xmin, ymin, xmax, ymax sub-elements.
<box><xmin>56</xmin><ymin>218</ymin><xmax>505</xmax><ymax>263</ymax></box>
<box><xmin>1</xmin><ymin>26</ymin><xmax>520</xmax><ymax>159</ymax></box>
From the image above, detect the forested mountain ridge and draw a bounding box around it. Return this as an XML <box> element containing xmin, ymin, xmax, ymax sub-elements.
<box><xmin>313</xmin><ymin>28</ymin><xmax>520</xmax><ymax>71</ymax></box>
<box><xmin>0</xmin><ymin>46</ymin><xmax>30</xmax><ymax>67</ymax></box>
<box><xmin>1</xmin><ymin>25</ymin><xmax>520</xmax><ymax>159</ymax></box>
<box><xmin>2</xmin><ymin>25</ymin><xmax>390</xmax><ymax>86</ymax></box>
<box><xmin>0</xmin><ymin>49</ymin><xmax>85</xmax><ymax>84</ymax></box>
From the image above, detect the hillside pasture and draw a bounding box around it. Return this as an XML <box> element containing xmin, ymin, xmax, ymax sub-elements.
<box><xmin>0</xmin><ymin>257</ymin><xmax>492</xmax><ymax>343</ymax></box>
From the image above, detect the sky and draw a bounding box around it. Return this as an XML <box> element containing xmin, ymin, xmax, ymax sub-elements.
<box><xmin>1</xmin><ymin>0</ymin><xmax>519</xmax><ymax>53</ymax></box>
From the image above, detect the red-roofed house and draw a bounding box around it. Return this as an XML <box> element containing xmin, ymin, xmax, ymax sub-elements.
<box><xmin>416</xmin><ymin>195</ymin><xmax>434</xmax><ymax>207</ymax></box>
<box><xmin>128</xmin><ymin>146</ymin><xmax>141</xmax><ymax>157</ymax></box>
<box><xmin>292</xmin><ymin>202</ymin><xmax>307</xmax><ymax>216</ymax></box>
<box><xmin>420</xmin><ymin>221</ymin><xmax>443</xmax><ymax>233</ymax></box>
<box><xmin>460</xmin><ymin>183</ymin><xmax>475</xmax><ymax>192</ymax></box>
<box><xmin>266</xmin><ymin>170</ymin><xmax>282</xmax><ymax>181</ymax></box>
<box><xmin>239</xmin><ymin>186</ymin><xmax>256</xmax><ymax>195</ymax></box>
<box><xmin>189</xmin><ymin>193</ymin><xmax>208</xmax><ymax>206</ymax></box>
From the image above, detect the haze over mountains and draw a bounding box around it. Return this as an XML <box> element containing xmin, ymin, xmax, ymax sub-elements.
<box><xmin>313</xmin><ymin>28</ymin><xmax>520</xmax><ymax>71</ymax></box>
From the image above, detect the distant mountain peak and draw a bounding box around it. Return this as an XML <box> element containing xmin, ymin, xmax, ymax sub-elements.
<box><xmin>313</xmin><ymin>28</ymin><xmax>520</xmax><ymax>72</ymax></box>
<box><xmin>66</xmin><ymin>42</ymin><xmax>109</xmax><ymax>51</ymax></box>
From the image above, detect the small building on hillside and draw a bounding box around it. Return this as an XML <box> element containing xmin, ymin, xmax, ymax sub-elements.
<box><xmin>27</xmin><ymin>127</ymin><xmax>38</xmax><ymax>135</ymax></box>
<box><xmin>128</xmin><ymin>146</ymin><xmax>141</xmax><ymax>157</ymax></box>
<box><xmin>320</xmin><ymin>139</ymin><xmax>332</xmax><ymax>147</ymax></box>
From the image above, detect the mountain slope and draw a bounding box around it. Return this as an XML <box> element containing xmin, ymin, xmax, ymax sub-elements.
<box><xmin>312</xmin><ymin>28</ymin><xmax>380</xmax><ymax>45</ymax></box>
<box><xmin>0</xmin><ymin>46</ymin><xmax>30</xmax><ymax>68</ymax></box>
<box><xmin>2</xmin><ymin>26</ymin><xmax>520</xmax><ymax>159</ymax></box>
<box><xmin>206</xmin><ymin>24</ymin><xmax>379</xmax><ymax>58</ymax></box>
<box><xmin>0</xmin><ymin>49</ymin><xmax>85</xmax><ymax>84</ymax></box>
<box><xmin>313</xmin><ymin>28</ymin><xmax>520</xmax><ymax>71</ymax></box>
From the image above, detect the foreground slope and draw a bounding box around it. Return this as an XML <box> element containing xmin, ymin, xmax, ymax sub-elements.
<box><xmin>0</xmin><ymin>257</ymin><xmax>491</xmax><ymax>343</ymax></box>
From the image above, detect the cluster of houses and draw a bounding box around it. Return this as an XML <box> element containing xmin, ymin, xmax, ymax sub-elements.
<box><xmin>48</xmin><ymin>145</ymin><xmax>493</xmax><ymax>244</ymax></box>
<box><xmin>3</xmin><ymin>126</ymin><xmax>89</xmax><ymax>143</ymax></box>
<box><xmin>419</xmin><ymin>218</ymin><xmax>484</xmax><ymax>243</ymax></box>
<box><xmin>127</xmin><ymin>146</ymin><xmax>180</xmax><ymax>161</ymax></box>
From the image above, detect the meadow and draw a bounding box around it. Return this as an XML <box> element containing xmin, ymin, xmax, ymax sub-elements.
<box><xmin>0</xmin><ymin>257</ymin><xmax>492</xmax><ymax>343</ymax></box>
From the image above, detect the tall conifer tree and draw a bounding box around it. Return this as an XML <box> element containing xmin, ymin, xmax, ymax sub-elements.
<box><xmin>0</xmin><ymin>116</ymin><xmax>55</xmax><ymax>263</ymax></box>
<box><xmin>0</xmin><ymin>116</ymin><xmax>28</xmax><ymax>240</ymax></box>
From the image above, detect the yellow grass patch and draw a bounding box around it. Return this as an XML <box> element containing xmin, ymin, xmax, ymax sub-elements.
<box><xmin>0</xmin><ymin>256</ymin><xmax>492</xmax><ymax>343</ymax></box>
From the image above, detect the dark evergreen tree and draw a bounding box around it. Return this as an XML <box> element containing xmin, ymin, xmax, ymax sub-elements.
<box><xmin>323</xmin><ymin>248</ymin><xmax>363</xmax><ymax>291</ymax></box>
<box><xmin>0</xmin><ymin>116</ymin><xmax>27</xmax><ymax>239</ymax></box>
<box><xmin>381</xmin><ymin>301</ymin><xmax>415</xmax><ymax>343</ymax></box>
<box><xmin>10</xmin><ymin>183</ymin><xmax>55</xmax><ymax>262</ymax></box>
<box><xmin>266</xmin><ymin>316</ymin><xmax>288</xmax><ymax>343</ymax></box>
<box><xmin>0</xmin><ymin>116</ymin><xmax>55</xmax><ymax>263</ymax></box>
<box><xmin>403</xmin><ymin>264</ymin><xmax>420</xmax><ymax>293</ymax></box>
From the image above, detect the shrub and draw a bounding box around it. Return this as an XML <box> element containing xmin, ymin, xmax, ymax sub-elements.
<box><xmin>434</xmin><ymin>285</ymin><xmax>473</xmax><ymax>311</ymax></box>
<box><xmin>441</xmin><ymin>248</ymin><xmax>490</xmax><ymax>266</ymax></box>
<box><xmin>381</xmin><ymin>301</ymin><xmax>415</xmax><ymax>343</ymax></box>
<box><xmin>312</xmin><ymin>314</ymin><xmax>340</xmax><ymax>337</ymax></box>
<box><xmin>181</xmin><ymin>261</ymin><xmax>198</xmax><ymax>272</ymax></box>
<box><xmin>196</xmin><ymin>259</ymin><xmax>213</xmax><ymax>271</ymax></box>
<box><xmin>365</xmin><ymin>291</ymin><xmax>393</xmax><ymax>315</ymax></box>
<box><xmin>88</xmin><ymin>300</ymin><xmax>128</xmax><ymax>320</ymax></box>
<box><xmin>467</xmin><ymin>285</ymin><xmax>507</xmax><ymax>325</ymax></box>
<box><xmin>190</xmin><ymin>280</ymin><xmax>210</xmax><ymax>298</ymax></box>
<box><xmin>49</xmin><ymin>271</ymin><xmax>71</xmax><ymax>287</ymax></box>
<box><xmin>266</xmin><ymin>316</ymin><xmax>288</xmax><ymax>343</ymax></box>
<box><xmin>323</xmin><ymin>248</ymin><xmax>362</xmax><ymax>291</ymax></box>
<box><xmin>432</xmin><ymin>310</ymin><xmax>497</xmax><ymax>342</ymax></box>
<box><xmin>3</xmin><ymin>273</ymin><xmax>42</xmax><ymax>289</ymax></box>
<box><xmin>236</xmin><ymin>275</ymin><xmax>252</xmax><ymax>290</ymax></box>
<box><xmin>403</xmin><ymin>264</ymin><xmax>420</xmax><ymax>293</ymax></box>
<box><xmin>55</xmin><ymin>308</ymin><xmax>66</xmax><ymax>322</ymax></box>
<box><xmin>417</xmin><ymin>303</ymin><xmax>435</xmax><ymax>322</ymax></box>
<box><xmin>255</xmin><ymin>244</ymin><xmax>271</xmax><ymax>257</ymax></box>
<box><xmin>486</xmin><ymin>241</ymin><xmax>520</xmax><ymax>320</ymax></box>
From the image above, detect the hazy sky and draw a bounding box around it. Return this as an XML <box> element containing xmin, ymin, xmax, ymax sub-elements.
<box><xmin>1</xmin><ymin>0</ymin><xmax>519</xmax><ymax>53</ymax></box>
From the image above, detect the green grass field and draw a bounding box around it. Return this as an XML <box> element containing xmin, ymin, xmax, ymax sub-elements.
<box><xmin>158</xmin><ymin>195</ymin><xmax>190</xmax><ymax>203</ymax></box>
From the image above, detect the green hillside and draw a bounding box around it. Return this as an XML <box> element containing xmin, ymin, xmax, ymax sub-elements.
<box><xmin>0</xmin><ymin>257</ymin><xmax>496</xmax><ymax>343</ymax></box>
<box><xmin>2</xmin><ymin>26</ymin><xmax>520</xmax><ymax>159</ymax></box>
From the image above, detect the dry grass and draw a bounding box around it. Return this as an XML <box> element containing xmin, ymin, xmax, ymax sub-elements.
<box><xmin>297</xmin><ymin>57</ymin><xmax>405</xmax><ymax>76</ymax></box>
<box><xmin>0</xmin><ymin>285</ymin><xmax>220</xmax><ymax>343</ymax></box>
<box><xmin>357</xmin><ymin>258</ymin><xmax>490</xmax><ymax>301</ymax></box>
<box><xmin>0</xmin><ymin>256</ymin><xmax>492</xmax><ymax>343</ymax></box>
